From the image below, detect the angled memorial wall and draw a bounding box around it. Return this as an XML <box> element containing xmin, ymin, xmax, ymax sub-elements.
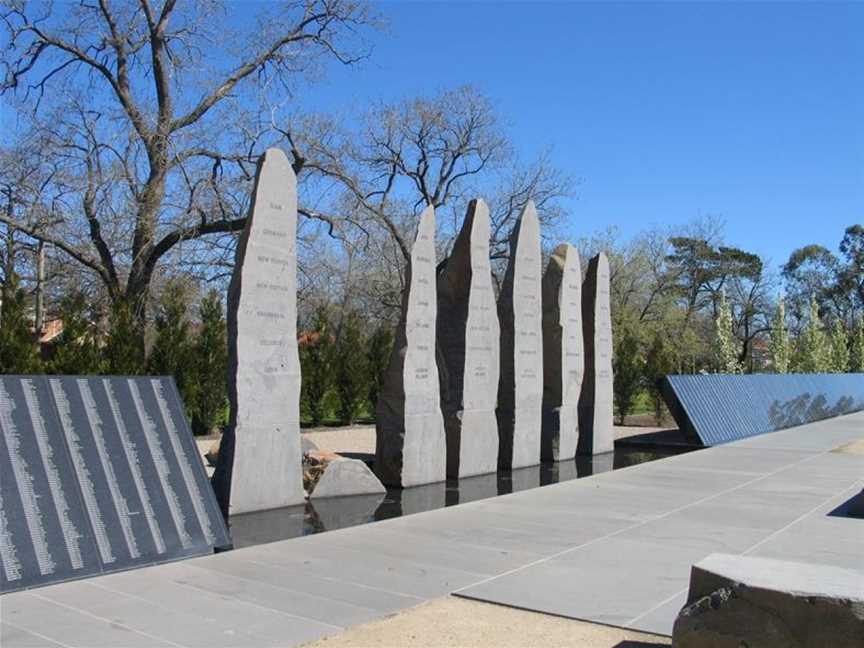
<box><xmin>496</xmin><ymin>201</ymin><xmax>543</xmax><ymax>470</ymax></box>
<box><xmin>437</xmin><ymin>199</ymin><xmax>500</xmax><ymax>479</ymax></box>
<box><xmin>376</xmin><ymin>206</ymin><xmax>447</xmax><ymax>487</ymax></box>
<box><xmin>0</xmin><ymin>375</ymin><xmax>230</xmax><ymax>594</ymax></box>
<box><xmin>541</xmin><ymin>243</ymin><xmax>584</xmax><ymax>462</ymax></box>
<box><xmin>577</xmin><ymin>252</ymin><xmax>614</xmax><ymax>455</ymax></box>
<box><xmin>212</xmin><ymin>148</ymin><xmax>304</xmax><ymax>516</ymax></box>
<box><xmin>662</xmin><ymin>373</ymin><xmax>864</xmax><ymax>446</ymax></box>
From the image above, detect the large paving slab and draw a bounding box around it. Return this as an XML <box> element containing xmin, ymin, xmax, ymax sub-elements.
<box><xmin>1</xmin><ymin>412</ymin><xmax>861</xmax><ymax>646</ymax></box>
<box><xmin>456</xmin><ymin>413</ymin><xmax>864</xmax><ymax>635</ymax></box>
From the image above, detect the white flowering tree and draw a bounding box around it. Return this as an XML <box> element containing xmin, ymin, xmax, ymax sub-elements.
<box><xmin>769</xmin><ymin>298</ymin><xmax>791</xmax><ymax>373</ymax></box>
<box><xmin>795</xmin><ymin>296</ymin><xmax>832</xmax><ymax>373</ymax></box>
<box><xmin>714</xmin><ymin>291</ymin><xmax>743</xmax><ymax>373</ymax></box>
<box><xmin>829</xmin><ymin>321</ymin><xmax>850</xmax><ymax>373</ymax></box>
<box><xmin>850</xmin><ymin>319</ymin><xmax>864</xmax><ymax>372</ymax></box>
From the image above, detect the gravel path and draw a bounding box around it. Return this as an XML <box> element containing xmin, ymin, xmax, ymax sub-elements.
<box><xmin>299</xmin><ymin>596</ymin><xmax>669</xmax><ymax>648</ymax></box>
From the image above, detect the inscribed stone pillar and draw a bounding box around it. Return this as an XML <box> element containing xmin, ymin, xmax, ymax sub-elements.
<box><xmin>212</xmin><ymin>148</ymin><xmax>304</xmax><ymax>516</ymax></box>
<box><xmin>496</xmin><ymin>201</ymin><xmax>543</xmax><ymax>470</ymax></box>
<box><xmin>541</xmin><ymin>243</ymin><xmax>584</xmax><ymax>462</ymax></box>
<box><xmin>577</xmin><ymin>252</ymin><xmax>614</xmax><ymax>455</ymax></box>
<box><xmin>437</xmin><ymin>199</ymin><xmax>500</xmax><ymax>479</ymax></box>
<box><xmin>375</xmin><ymin>206</ymin><xmax>447</xmax><ymax>487</ymax></box>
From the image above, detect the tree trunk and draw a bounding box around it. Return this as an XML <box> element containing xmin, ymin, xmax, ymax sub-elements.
<box><xmin>125</xmin><ymin>141</ymin><xmax>169</xmax><ymax>337</ymax></box>
<box><xmin>34</xmin><ymin>240</ymin><xmax>45</xmax><ymax>344</ymax></box>
<box><xmin>2</xmin><ymin>203</ymin><xmax>15</xmax><ymax>324</ymax></box>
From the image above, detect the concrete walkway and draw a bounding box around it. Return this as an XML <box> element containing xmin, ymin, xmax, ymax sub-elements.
<box><xmin>2</xmin><ymin>413</ymin><xmax>862</xmax><ymax>647</ymax></box>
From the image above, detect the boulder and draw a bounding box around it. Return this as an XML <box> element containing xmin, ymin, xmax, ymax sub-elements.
<box><xmin>302</xmin><ymin>449</ymin><xmax>341</xmax><ymax>494</ymax></box>
<box><xmin>310</xmin><ymin>458</ymin><xmax>387</xmax><ymax>499</ymax></box>
<box><xmin>301</xmin><ymin>435</ymin><xmax>319</xmax><ymax>455</ymax></box>
<box><xmin>673</xmin><ymin>553</ymin><xmax>864</xmax><ymax>648</ymax></box>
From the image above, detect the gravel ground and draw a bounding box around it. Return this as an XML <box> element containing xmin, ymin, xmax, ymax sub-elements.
<box><xmin>196</xmin><ymin>422</ymin><xmax>681</xmax><ymax>473</ymax></box>
<box><xmin>303</xmin><ymin>424</ymin><xmax>377</xmax><ymax>455</ymax></box>
<box><xmin>299</xmin><ymin>597</ymin><xmax>670</xmax><ymax>648</ymax></box>
<box><xmin>301</xmin><ymin>423</ymin><xmax>677</xmax><ymax>456</ymax></box>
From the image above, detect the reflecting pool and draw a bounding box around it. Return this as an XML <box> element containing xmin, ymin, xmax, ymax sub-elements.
<box><xmin>228</xmin><ymin>446</ymin><xmax>689</xmax><ymax>549</ymax></box>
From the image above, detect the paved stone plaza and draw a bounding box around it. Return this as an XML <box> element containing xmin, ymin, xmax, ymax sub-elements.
<box><xmin>2</xmin><ymin>412</ymin><xmax>862</xmax><ymax>647</ymax></box>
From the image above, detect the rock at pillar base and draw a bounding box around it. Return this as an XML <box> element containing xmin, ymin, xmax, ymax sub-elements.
<box><xmin>541</xmin><ymin>243</ymin><xmax>584</xmax><ymax>462</ymax></box>
<box><xmin>496</xmin><ymin>201</ymin><xmax>543</xmax><ymax>470</ymax></box>
<box><xmin>212</xmin><ymin>147</ymin><xmax>304</xmax><ymax>516</ymax></box>
<box><xmin>437</xmin><ymin>199</ymin><xmax>500</xmax><ymax>479</ymax></box>
<box><xmin>375</xmin><ymin>206</ymin><xmax>447</xmax><ymax>488</ymax></box>
<box><xmin>577</xmin><ymin>252</ymin><xmax>614</xmax><ymax>456</ymax></box>
<box><xmin>310</xmin><ymin>458</ymin><xmax>386</xmax><ymax>499</ymax></box>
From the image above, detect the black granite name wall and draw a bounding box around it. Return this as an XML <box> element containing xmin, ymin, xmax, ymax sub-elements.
<box><xmin>0</xmin><ymin>375</ymin><xmax>230</xmax><ymax>594</ymax></box>
<box><xmin>661</xmin><ymin>373</ymin><xmax>864</xmax><ymax>446</ymax></box>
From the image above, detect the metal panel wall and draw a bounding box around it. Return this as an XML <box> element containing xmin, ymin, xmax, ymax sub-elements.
<box><xmin>0</xmin><ymin>375</ymin><xmax>231</xmax><ymax>594</ymax></box>
<box><xmin>661</xmin><ymin>373</ymin><xmax>864</xmax><ymax>446</ymax></box>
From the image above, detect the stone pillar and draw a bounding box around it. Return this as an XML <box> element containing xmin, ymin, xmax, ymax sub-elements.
<box><xmin>212</xmin><ymin>148</ymin><xmax>304</xmax><ymax>516</ymax></box>
<box><xmin>437</xmin><ymin>199</ymin><xmax>500</xmax><ymax>479</ymax></box>
<box><xmin>375</xmin><ymin>206</ymin><xmax>447</xmax><ymax>488</ymax></box>
<box><xmin>541</xmin><ymin>243</ymin><xmax>584</xmax><ymax>462</ymax></box>
<box><xmin>577</xmin><ymin>252</ymin><xmax>614</xmax><ymax>455</ymax></box>
<box><xmin>496</xmin><ymin>201</ymin><xmax>543</xmax><ymax>470</ymax></box>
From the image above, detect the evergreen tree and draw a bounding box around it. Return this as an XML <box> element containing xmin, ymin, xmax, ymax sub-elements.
<box><xmin>769</xmin><ymin>298</ymin><xmax>791</xmax><ymax>374</ymax></box>
<box><xmin>829</xmin><ymin>320</ymin><xmax>850</xmax><ymax>373</ymax></box>
<box><xmin>850</xmin><ymin>318</ymin><xmax>864</xmax><ymax>372</ymax></box>
<box><xmin>148</xmin><ymin>280</ymin><xmax>194</xmax><ymax>407</ymax></box>
<box><xmin>794</xmin><ymin>296</ymin><xmax>832</xmax><ymax>373</ymax></box>
<box><xmin>0</xmin><ymin>275</ymin><xmax>40</xmax><ymax>373</ymax></box>
<box><xmin>334</xmin><ymin>312</ymin><xmax>369</xmax><ymax>425</ymax></box>
<box><xmin>190</xmin><ymin>290</ymin><xmax>227</xmax><ymax>435</ymax></box>
<box><xmin>643</xmin><ymin>332</ymin><xmax>676</xmax><ymax>424</ymax></box>
<box><xmin>366</xmin><ymin>324</ymin><xmax>394</xmax><ymax>412</ymax></box>
<box><xmin>612</xmin><ymin>325</ymin><xmax>644</xmax><ymax>425</ymax></box>
<box><xmin>49</xmin><ymin>291</ymin><xmax>102</xmax><ymax>374</ymax></box>
<box><xmin>714</xmin><ymin>291</ymin><xmax>742</xmax><ymax>373</ymax></box>
<box><xmin>104</xmin><ymin>299</ymin><xmax>146</xmax><ymax>375</ymax></box>
<box><xmin>300</xmin><ymin>307</ymin><xmax>335</xmax><ymax>425</ymax></box>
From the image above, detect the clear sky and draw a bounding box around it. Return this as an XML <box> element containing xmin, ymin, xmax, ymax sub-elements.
<box><xmin>298</xmin><ymin>1</ymin><xmax>863</xmax><ymax>270</ymax></box>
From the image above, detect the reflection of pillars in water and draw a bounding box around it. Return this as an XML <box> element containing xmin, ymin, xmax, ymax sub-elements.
<box><xmin>575</xmin><ymin>452</ymin><xmax>614</xmax><ymax>477</ymax></box>
<box><xmin>497</xmin><ymin>465</ymin><xmax>542</xmax><ymax>495</ymax></box>
<box><xmin>376</xmin><ymin>482</ymin><xmax>447</xmax><ymax>520</ymax></box>
<box><xmin>452</xmin><ymin>473</ymin><xmax>499</xmax><ymax>505</ymax></box>
<box><xmin>545</xmin><ymin>460</ymin><xmax>578</xmax><ymax>484</ymax></box>
<box><xmin>310</xmin><ymin>494</ymin><xmax>385</xmax><ymax>531</ymax></box>
<box><xmin>228</xmin><ymin>503</ymin><xmax>306</xmax><ymax>549</ymax></box>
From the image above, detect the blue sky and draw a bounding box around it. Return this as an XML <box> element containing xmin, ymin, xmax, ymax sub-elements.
<box><xmin>298</xmin><ymin>1</ymin><xmax>863</xmax><ymax>269</ymax></box>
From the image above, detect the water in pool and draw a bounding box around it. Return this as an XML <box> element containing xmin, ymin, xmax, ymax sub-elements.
<box><xmin>227</xmin><ymin>446</ymin><xmax>687</xmax><ymax>549</ymax></box>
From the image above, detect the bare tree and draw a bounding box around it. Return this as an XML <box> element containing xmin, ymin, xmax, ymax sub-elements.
<box><xmin>290</xmin><ymin>86</ymin><xmax>573</xmax><ymax>317</ymax></box>
<box><xmin>297</xmin><ymin>87</ymin><xmax>572</xmax><ymax>257</ymax></box>
<box><xmin>0</xmin><ymin>140</ymin><xmax>75</xmax><ymax>324</ymax></box>
<box><xmin>1</xmin><ymin>0</ymin><xmax>376</xmax><ymax>334</ymax></box>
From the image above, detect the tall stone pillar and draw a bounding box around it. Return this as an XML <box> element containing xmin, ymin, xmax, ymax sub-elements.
<box><xmin>541</xmin><ymin>243</ymin><xmax>584</xmax><ymax>462</ymax></box>
<box><xmin>577</xmin><ymin>252</ymin><xmax>614</xmax><ymax>455</ymax></box>
<box><xmin>496</xmin><ymin>201</ymin><xmax>543</xmax><ymax>470</ymax></box>
<box><xmin>375</xmin><ymin>206</ymin><xmax>447</xmax><ymax>487</ymax></box>
<box><xmin>212</xmin><ymin>148</ymin><xmax>304</xmax><ymax>516</ymax></box>
<box><xmin>437</xmin><ymin>199</ymin><xmax>500</xmax><ymax>479</ymax></box>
